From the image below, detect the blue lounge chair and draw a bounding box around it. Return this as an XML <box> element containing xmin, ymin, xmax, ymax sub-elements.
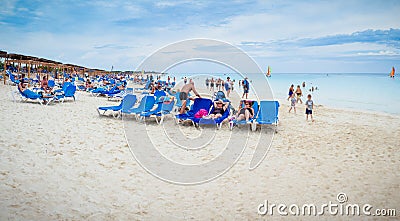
<box><xmin>17</xmin><ymin>86</ymin><xmax>55</xmax><ymax>105</ymax></box>
<box><xmin>6</xmin><ymin>70</ymin><xmax>19</xmax><ymax>85</ymax></box>
<box><xmin>154</xmin><ymin>90</ymin><xmax>167</xmax><ymax>101</ymax></box>
<box><xmin>119</xmin><ymin>94</ymin><xmax>137</xmax><ymax>117</ymax></box>
<box><xmin>107</xmin><ymin>88</ymin><xmax>134</xmax><ymax>100</ymax></box>
<box><xmin>90</xmin><ymin>87</ymin><xmax>107</xmax><ymax>96</ymax></box>
<box><xmin>175</xmin><ymin>98</ymin><xmax>213</xmax><ymax>125</ymax></box>
<box><xmin>100</xmin><ymin>85</ymin><xmax>121</xmax><ymax>96</ymax></box>
<box><xmin>251</xmin><ymin>101</ymin><xmax>280</xmax><ymax>131</ymax></box>
<box><xmin>97</xmin><ymin>94</ymin><xmax>136</xmax><ymax>117</ymax></box>
<box><xmin>140</xmin><ymin>98</ymin><xmax>176</xmax><ymax>124</ymax></box>
<box><xmin>91</xmin><ymin>84</ymin><xmax>117</xmax><ymax>96</ymax></box>
<box><xmin>125</xmin><ymin>95</ymin><xmax>156</xmax><ymax>119</ymax></box>
<box><xmin>54</xmin><ymin>82</ymin><xmax>72</xmax><ymax>93</ymax></box>
<box><xmin>134</xmin><ymin>80</ymin><xmax>151</xmax><ymax>92</ymax></box>
<box><xmin>48</xmin><ymin>80</ymin><xmax>55</xmax><ymax>88</ymax></box>
<box><xmin>192</xmin><ymin>104</ymin><xmax>230</xmax><ymax>129</ymax></box>
<box><xmin>55</xmin><ymin>84</ymin><xmax>77</xmax><ymax>102</ymax></box>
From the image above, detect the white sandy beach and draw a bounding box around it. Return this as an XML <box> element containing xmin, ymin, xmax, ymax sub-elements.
<box><xmin>0</xmin><ymin>82</ymin><xmax>399</xmax><ymax>220</ymax></box>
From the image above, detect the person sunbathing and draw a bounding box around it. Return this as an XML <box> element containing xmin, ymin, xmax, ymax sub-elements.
<box><xmin>207</xmin><ymin>100</ymin><xmax>229</xmax><ymax>119</ymax></box>
<box><xmin>19</xmin><ymin>76</ymin><xmax>54</xmax><ymax>100</ymax></box>
<box><xmin>18</xmin><ymin>74</ymin><xmax>28</xmax><ymax>92</ymax></box>
<box><xmin>41</xmin><ymin>76</ymin><xmax>52</xmax><ymax>93</ymax></box>
<box><xmin>234</xmin><ymin>100</ymin><xmax>254</xmax><ymax>123</ymax></box>
<box><xmin>85</xmin><ymin>79</ymin><xmax>94</xmax><ymax>89</ymax></box>
<box><xmin>117</xmin><ymin>82</ymin><xmax>126</xmax><ymax>90</ymax></box>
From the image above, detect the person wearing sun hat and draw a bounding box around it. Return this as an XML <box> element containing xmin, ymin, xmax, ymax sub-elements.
<box><xmin>207</xmin><ymin>99</ymin><xmax>229</xmax><ymax>119</ymax></box>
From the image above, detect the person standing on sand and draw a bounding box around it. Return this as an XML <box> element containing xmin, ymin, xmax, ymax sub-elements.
<box><xmin>295</xmin><ymin>85</ymin><xmax>303</xmax><ymax>104</ymax></box>
<box><xmin>224</xmin><ymin>77</ymin><xmax>232</xmax><ymax>97</ymax></box>
<box><xmin>305</xmin><ymin>94</ymin><xmax>314</xmax><ymax>121</ymax></box>
<box><xmin>179</xmin><ymin>79</ymin><xmax>201</xmax><ymax>114</ymax></box>
<box><xmin>287</xmin><ymin>84</ymin><xmax>294</xmax><ymax>100</ymax></box>
<box><xmin>242</xmin><ymin>77</ymin><xmax>249</xmax><ymax>99</ymax></box>
<box><xmin>210</xmin><ymin>78</ymin><xmax>215</xmax><ymax>91</ymax></box>
<box><xmin>289</xmin><ymin>93</ymin><xmax>297</xmax><ymax>113</ymax></box>
<box><xmin>216</xmin><ymin>78</ymin><xmax>221</xmax><ymax>91</ymax></box>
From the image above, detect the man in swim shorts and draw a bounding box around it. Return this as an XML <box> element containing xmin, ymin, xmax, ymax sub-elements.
<box><xmin>180</xmin><ymin>79</ymin><xmax>201</xmax><ymax>114</ymax></box>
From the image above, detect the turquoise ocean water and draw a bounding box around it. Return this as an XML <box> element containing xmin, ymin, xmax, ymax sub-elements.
<box><xmin>162</xmin><ymin>73</ymin><xmax>400</xmax><ymax>115</ymax></box>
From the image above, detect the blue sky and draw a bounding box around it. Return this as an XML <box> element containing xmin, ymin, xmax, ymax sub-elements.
<box><xmin>0</xmin><ymin>0</ymin><xmax>399</xmax><ymax>73</ymax></box>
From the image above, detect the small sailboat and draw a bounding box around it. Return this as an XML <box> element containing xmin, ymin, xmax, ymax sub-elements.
<box><xmin>390</xmin><ymin>66</ymin><xmax>395</xmax><ymax>78</ymax></box>
<box><xmin>266</xmin><ymin>66</ymin><xmax>271</xmax><ymax>77</ymax></box>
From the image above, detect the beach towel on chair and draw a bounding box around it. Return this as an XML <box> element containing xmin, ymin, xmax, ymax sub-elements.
<box><xmin>194</xmin><ymin>109</ymin><xmax>208</xmax><ymax>118</ymax></box>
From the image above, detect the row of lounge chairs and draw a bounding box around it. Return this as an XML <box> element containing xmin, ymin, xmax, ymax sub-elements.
<box><xmin>97</xmin><ymin>89</ymin><xmax>280</xmax><ymax>131</ymax></box>
<box><xmin>12</xmin><ymin>81</ymin><xmax>77</xmax><ymax>105</ymax></box>
<box><xmin>97</xmin><ymin>91</ymin><xmax>175</xmax><ymax>124</ymax></box>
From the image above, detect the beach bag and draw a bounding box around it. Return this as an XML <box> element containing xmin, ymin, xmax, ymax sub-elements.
<box><xmin>194</xmin><ymin>109</ymin><xmax>208</xmax><ymax>118</ymax></box>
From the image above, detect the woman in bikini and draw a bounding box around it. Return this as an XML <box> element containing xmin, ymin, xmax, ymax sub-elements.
<box><xmin>208</xmin><ymin>100</ymin><xmax>229</xmax><ymax>119</ymax></box>
<box><xmin>235</xmin><ymin>100</ymin><xmax>254</xmax><ymax>123</ymax></box>
<box><xmin>41</xmin><ymin>76</ymin><xmax>51</xmax><ymax>94</ymax></box>
<box><xmin>295</xmin><ymin>85</ymin><xmax>303</xmax><ymax>104</ymax></box>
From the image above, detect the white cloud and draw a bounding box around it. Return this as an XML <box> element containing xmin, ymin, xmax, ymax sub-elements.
<box><xmin>1</xmin><ymin>1</ymin><xmax>399</xmax><ymax>72</ymax></box>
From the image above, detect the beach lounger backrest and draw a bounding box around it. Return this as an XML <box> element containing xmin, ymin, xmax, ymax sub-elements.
<box><xmin>48</xmin><ymin>80</ymin><xmax>55</xmax><ymax>88</ymax></box>
<box><xmin>214</xmin><ymin>91</ymin><xmax>226</xmax><ymax>100</ymax></box>
<box><xmin>173</xmin><ymin>92</ymin><xmax>191</xmax><ymax>108</ymax></box>
<box><xmin>154</xmin><ymin>90</ymin><xmax>167</xmax><ymax>102</ymax></box>
<box><xmin>8</xmin><ymin>71</ymin><xmax>19</xmax><ymax>84</ymax></box>
<box><xmin>64</xmin><ymin>85</ymin><xmax>76</xmax><ymax>97</ymax></box>
<box><xmin>121</xmin><ymin>94</ymin><xmax>137</xmax><ymax>112</ymax></box>
<box><xmin>256</xmin><ymin>101</ymin><xmax>279</xmax><ymax>124</ymax></box>
<box><xmin>142</xmin><ymin>95</ymin><xmax>156</xmax><ymax>112</ymax></box>
<box><xmin>161</xmin><ymin>100</ymin><xmax>175</xmax><ymax>114</ymax></box>
<box><xmin>62</xmin><ymin>82</ymin><xmax>72</xmax><ymax>92</ymax></box>
<box><xmin>252</xmin><ymin>101</ymin><xmax>259</xmax><ymax>118</ymax></box>
<box><xmin>187</xmin><ymin>98</ymin><xmax>213</xmax><ymax>116</ymax></box>
<box><xmin>18</xmin><ymin>86</ymin><xmax>41</xmax><ymax>99</ymax></box>
<box><xmin>144</xmin><ymin>80</ymin><xmax>151</xmax><ymax>90</ymax></box>
<box><xmin>174</xmin><ymin>92</ymin><xmax>182</xmax><ymax>107</ymax></box>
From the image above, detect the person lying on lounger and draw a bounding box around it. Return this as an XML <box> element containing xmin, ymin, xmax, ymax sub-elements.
<box><xmin>18</xmin><ymin>74</ymin><xmax>28</xmax><ymax>92</ymax></box>
<box><xmin>19</xmin><ymin>76</ymin><xmax>54</xmax><ymax>99</ymax></box>
<box><xmin>206</xmin><ymin>99</ymin><xmax>229</xmax><ymax>119</ymax></box>
<box><xmin>233</xmin><ymin>100</ymin><xmax>254</xmax><ymax>123</ymax></box>
<box><xmin>117</xmin><ymin>81</ymin><xmax>126</xmax><ymax>90</ymax></box>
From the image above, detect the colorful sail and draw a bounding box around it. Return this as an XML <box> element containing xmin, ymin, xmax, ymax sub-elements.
<box><xmin>390</xmin><ymin>66</ymin><xmax>395</xmax><ymax>78</ymax></box>
<box><xmin>266</xmin><ymin>66</ymin><xmax>271</xmax><ymax>77</ymax></box>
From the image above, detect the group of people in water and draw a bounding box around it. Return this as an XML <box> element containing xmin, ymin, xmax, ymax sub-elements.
<box><xmin>203</xmin><ymin>76</ymin><xmax>251</xmax><ymax>99</ymax></box>
<box><xmin>204</xmin><ymin>77</ymin><xmax>235</xmax><ymax>97</ymax></box>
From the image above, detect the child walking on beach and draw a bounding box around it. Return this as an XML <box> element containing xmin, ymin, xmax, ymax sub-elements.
<box><xmin>305</xmin><ymin>94</ymin><xmax>314</xmax><ymax>121</ymax></box>
<box><xmin>289</xmin><ymin>93</ymin><xmax>296</xmax><ymax>113</ymax></box>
